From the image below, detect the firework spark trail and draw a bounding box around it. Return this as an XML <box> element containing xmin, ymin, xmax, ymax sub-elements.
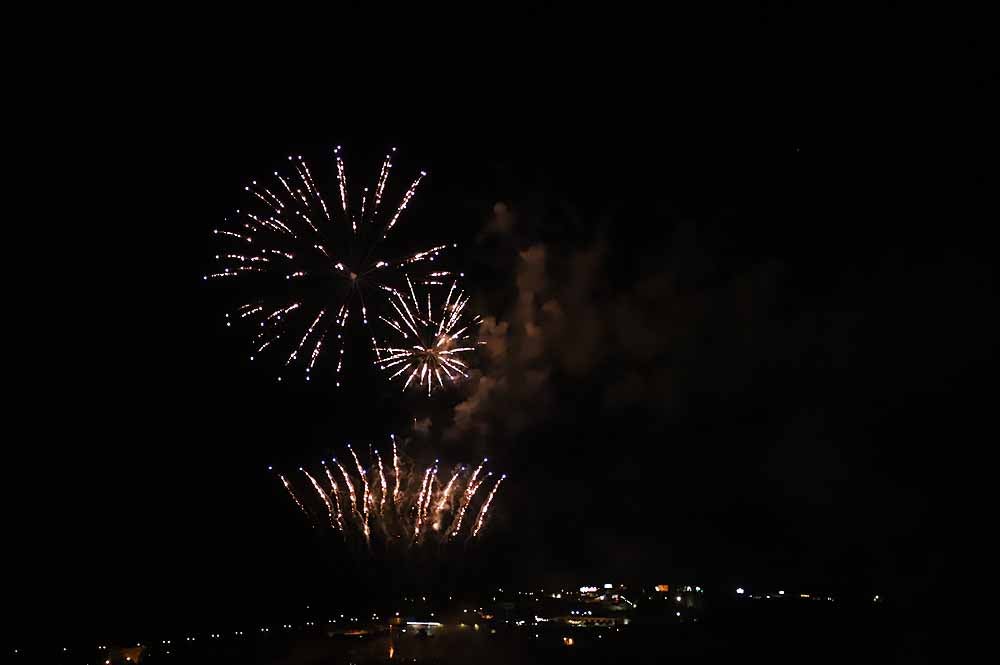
<box><xmin>472</xmin><ymin>474</ymin><xmax>506</xmax><ymax>538</ymax></box>
<box><xmin>267</xmin><ymin>302</ymin><xmax>301</xmax><ymax>321</ymax></box>
<box><xmin>401</xmin><ymin>244</ymin><xmax>451</xmax><ymax>266</ymax></box>
<box><xmin>413</xmin><ymin>464</ymin><xmax>434</xmax><ymax>539</ymax></box>
<box><xmin>240</xmin><ymin>305</ymin><xmax>264</xmax><ymax>318</ymax></box>
<box><xmin>209</xmin><ymin>147</ymin><xmax>458</xmax><ymax>385</ymax></box>
<box><xmin>258</xmin><ymin>184</ymin><xmax>285</xmax><ymax>212</ymax></box>
<box><xmin>333</xmin><ymin>458</ymin><xmax>358</xmax><ymax>517</ymax></box>
<box><xmin>247</xmin><ymin>185</ymin><xmax>281</xmax><ymax>215</ymax></box>
<box><xmin>297</xmin><ymin>157</ymin><xmax>329</xmax><ymax>222</ymax></box>
<box><xmin>392</xmin><ymin>436</ymin><xmax>402</xmax><ymax>506</ymax></box>
<box><xmin>286</xmin><ymin>309</ymin><xmax>325</xmax><ymax>365</ymax></box>
<box><xmin>436</xmin><ymin>468</ymin><xmax>463</xmax><ymax>513</ymax></box>
<box><xmin>384</xmin><ymin>172</ymin><xmax>425</xmax><ymax>237</ymax></box>
<box><xmin>372</xmin><ymin>150</ymin><xmax>392</xmax><ymax>216</ymax></box>
<box><xmin>280</xmin><ymin>474</ymin><xmax>310</xmax><ymax>520</ymax></box>
<box><xmin>276</xmin><ymin>173</ymin><xmax>296</xmax><ymax>201</ymax></box>
<box><xmin>375</xmin><ymin>449</ymin><xmax>388</xmax><ymax>512</ymax></box>
<box><xmin>348</xmin><ymin>445</ymin><xmax>371</xmax><ymax>542</ymax></box>
<box><xmin>255</xmin><ymin>336</ymin><xmax>280</xmax><ymax>354</ymax></box>
<box><xmin>213</xmin><ymin>229</ymin><xmax>251</xmax><ymax>243</ymax></box>
<box><xmin>407</xmin><ymin>277</ymin><xmax>419</xmax><ymax>315</ymax></box>
<box><xmin>448</xmin><ymin>474</ymin><xmax>490</xmax><ymax>538</ymax></box>
<box><xmin>449</xmin><ymin>459</ymin><xmax>489</xmax><ymax>538</ymax></box>
<box><xmin>333</xmin><ymin>146</ymin><xmax>351</xmax><ymax>230</ymax></box>
<box><xmin>302</xmin><ymin>468</ymin><xmax>339</xmax><ymax>530</ymax></box>
<box><xmin>436</xmin><ymin>282</ymin><xmax>456</xmax><ymax>336</ymax></box>
<box><xmin>419</xmin><ymin>463</ymin><xmax>438</xmax><ymax>537</ymax></box>
<box><xmin>348</xmin><ymin>445</ymin><xmax>371</xmax><ymax>512</ymax></box>
<box><xmin>322</xmin><ymin>463</ymin><xmax>345</xmax><ymax>531</ymax></box>
<box><xmin>307</xmin><ymin>332</ymin><xmax>325</xmax><ymax>371</ymax></box>
<box><xmin>294</xmin><ymin>161</ymin><xmax>314</xmax><ymax>198</ymax></box>
<box><xmin>467</xmin><ymin>458</ymin><xmax>488</xmax><ymax>496</ymax></box>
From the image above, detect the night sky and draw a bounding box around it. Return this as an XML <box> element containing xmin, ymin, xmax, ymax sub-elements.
<box><xmin>8</xmin><ymin>11</ymin><xmax>993</xmax><ymax>645</ymax></box>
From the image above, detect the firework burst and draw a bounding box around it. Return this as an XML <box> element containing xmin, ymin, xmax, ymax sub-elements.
<box><xmin>374</xmin><ymin>278</ymin><xmax>482</xmax><ymax>395</ymax></box>
<box><xmin>206</xmin><ymin>147</ymin><xmax>460</xmax><ymax>385</ymax></box>
<box><xmin>275</xmin><ymin>438</ymin><xmax>506</xmax><ymax>546</ymax></box>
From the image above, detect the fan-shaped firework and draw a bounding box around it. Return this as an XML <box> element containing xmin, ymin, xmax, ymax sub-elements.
<box><xmin>374</xmin><ymin>277</ymin><xmax>482</xmax><ymax>395</ymax></box>
<box><xmin>274</xmin><ymin>437</ymin><xmax>506</xmax><ymax>546</ymax></box>
<box><xmin>206</xmin><ymin>147</ymin><xmax>458</xmax><ymax>385</ymax></box>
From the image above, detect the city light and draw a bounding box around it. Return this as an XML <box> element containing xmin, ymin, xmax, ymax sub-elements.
<box><xmin>35</xmin><ymin>576</ymin><xmax>888</xmax><ymax>664</ymax></box>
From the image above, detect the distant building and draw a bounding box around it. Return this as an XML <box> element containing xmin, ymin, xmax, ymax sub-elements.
<box><xmin>554</xmin><ymin>615</ymin><xmax>625</xmax><ymax>627</ymax></box>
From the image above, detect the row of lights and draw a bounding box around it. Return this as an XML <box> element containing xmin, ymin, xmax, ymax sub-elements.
<box><xmin>29</xmin><ymin>586</ymin><xmax>714</xmax><ymax>658</ymax></box>
<box><xmin>79</xmin><ymin>613</ymin><xmax>391</xmax><ymax>657</ymax></box>
<box><xmin>736</xmin><ymin>587</ymin><xmax>858</xmax><ymax>602</ymax></box>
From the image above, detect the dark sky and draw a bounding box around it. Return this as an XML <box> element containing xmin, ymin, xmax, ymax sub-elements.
<box><xmin>8</xmin><ymin>9</ymin><xmax>994</xmax><ymax>643</ymax></box>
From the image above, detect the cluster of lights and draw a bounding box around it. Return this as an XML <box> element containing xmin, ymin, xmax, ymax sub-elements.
<box><xmin>58</xmin><ymin>582</ymin><xmax>878</xmax><ymax>661</ymax></box>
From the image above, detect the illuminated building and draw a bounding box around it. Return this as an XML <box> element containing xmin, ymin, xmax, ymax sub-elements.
<box><xmin>554</xmin><ymin>614</ymin><xmax>624</xmax><ymax>627</ymax></box>
<box><xmin>405</xmin><ymin>620</ymin><xmax>444</xmax><ymax>636</ymax></box>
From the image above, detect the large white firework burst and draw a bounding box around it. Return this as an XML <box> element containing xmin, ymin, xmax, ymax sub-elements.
<box><xmin>206</xmin><ymin>147</ymin><xmax>458</xmax><ymax>385</ymax></box>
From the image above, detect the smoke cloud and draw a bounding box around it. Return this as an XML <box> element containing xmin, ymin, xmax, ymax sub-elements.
<box><xmin>442</xmin><ymin>202</ymin><xmax>787</xmax><ymax>444</ymax></box>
